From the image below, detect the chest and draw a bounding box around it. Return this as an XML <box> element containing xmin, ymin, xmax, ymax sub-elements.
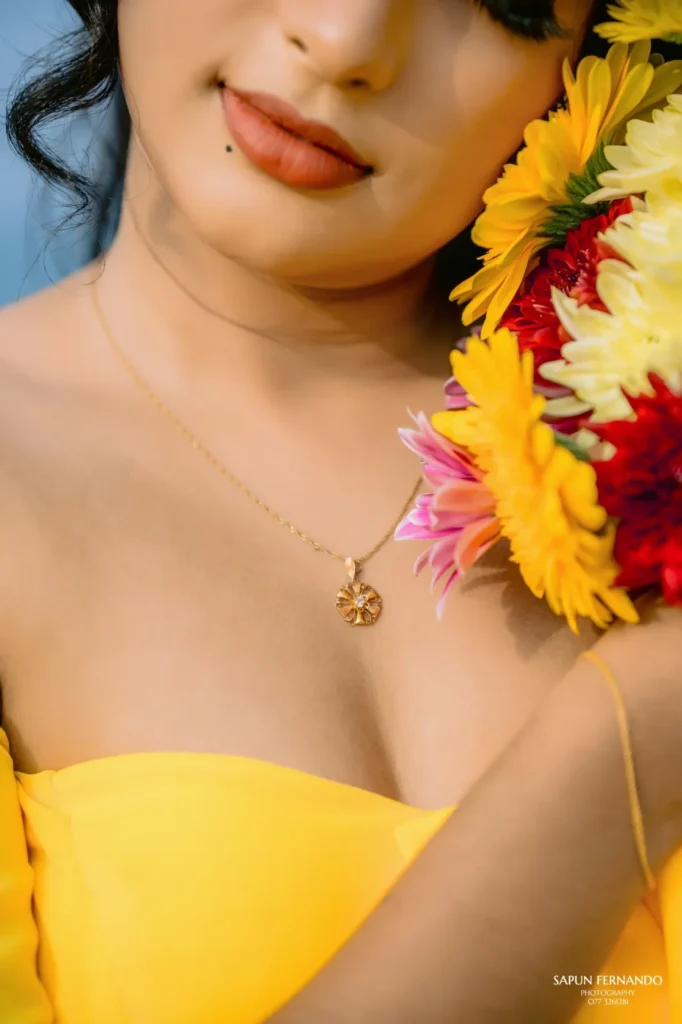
<box><xmin>0</xmin><ymin>413</ymin><xmax>593</xmax><ymax>808</ymax></box>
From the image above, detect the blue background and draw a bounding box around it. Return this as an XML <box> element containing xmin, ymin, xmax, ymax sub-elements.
<box><xmin>0</xmin><ymin>0</ymin><xmax>92</xmax><ymax>307</ymax></box>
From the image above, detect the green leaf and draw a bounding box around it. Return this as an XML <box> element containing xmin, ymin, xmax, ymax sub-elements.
<box><xmin>553</xmin><ymin>432</ymin><xmax>591</xmax><ymax>462</ymax></box>
<box><xmin>539</xmin><ymin>142</ymin><xmax>615</xmax><ymax>248</ymax></box>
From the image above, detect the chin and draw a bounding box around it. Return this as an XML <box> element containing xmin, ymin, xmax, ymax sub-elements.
<box><xmin>140</xmin><ymin>141</ymin><xmax>459</xmax><ymax>292</ymax></box>
<box><xmin>168</xmin><ymin>191</ymin><xmax>417</xmax><ymax>291</ymax></box>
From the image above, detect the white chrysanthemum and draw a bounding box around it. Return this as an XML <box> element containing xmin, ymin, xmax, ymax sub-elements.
<box><xmin>541</xmin><ymin>261</ymin><xmax>682</xmax><ymax>423</ymax></box>
<box><xmin>602</xmin><ymin>194</ymin><xmax>682</xmax><ymax>286</ymax></box>
<box><xmin>589</xmin><ymin>94</ymin><xmax>682</xmax><ymax>204</ymax></box>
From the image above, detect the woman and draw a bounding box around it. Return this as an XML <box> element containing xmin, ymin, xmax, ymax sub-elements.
<box><xmin>1</xmin><ymin>0</ymin><xmax>681</xmax><ymax>1020</ymax></box>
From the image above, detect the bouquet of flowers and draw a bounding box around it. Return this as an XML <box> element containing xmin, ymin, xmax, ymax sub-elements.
<box><xmin>396</xmin><ymin>0</ymin><xmax>682</xmax><ymax>632</ymax></box>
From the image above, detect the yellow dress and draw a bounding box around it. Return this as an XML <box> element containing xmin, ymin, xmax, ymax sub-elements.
<box><xmin>2</xmin><ymin>726</ymin><xmax>681</xmax><ymax>1023</ymax></box>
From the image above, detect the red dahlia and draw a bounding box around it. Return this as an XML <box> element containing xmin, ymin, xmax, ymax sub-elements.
<box><xmin>592</xmin><ymin>376</ymin><xmax>682</xmax><ymax>605</ymax></box>
<box><xmin>500</xmin><ymin>198</ymin><xmax>633</xmax><ymax>379</ymax></box>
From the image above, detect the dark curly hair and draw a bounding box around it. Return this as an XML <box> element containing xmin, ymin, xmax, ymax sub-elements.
<box><xmin>6</xmin><ymin>0</ymin><xmax>127</xmax><ymax>258</ymax></box>
<box><xmin>2</xmin><ymin>0</ymin><xmax>663</xmax><ymax>275</ymax></box>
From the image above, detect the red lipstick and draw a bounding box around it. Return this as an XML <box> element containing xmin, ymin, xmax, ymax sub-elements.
<box><xmin>222</xmin><ymin>86</ymin><xmax>373</xmax><ymax>191</ymax></box>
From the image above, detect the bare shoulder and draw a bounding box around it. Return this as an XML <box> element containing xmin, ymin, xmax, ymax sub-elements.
<box><xmin>0</xmin><ymin>267</ymin><xmax>106</xmax><ymax>654</ymax></box>
<box><xmin>0</xmin><ymin>265</ymin><xmax>98</xmax><ymax>396</ymax></box>
<box><xmin>0</xmin><ymin>265</ymin><xmax>103</xmax><ymax>561</ymax></box>
<box><xmin>0</xmin><ymin>262</ymin><xmax>115</xmax><ymax>487</ymax></box>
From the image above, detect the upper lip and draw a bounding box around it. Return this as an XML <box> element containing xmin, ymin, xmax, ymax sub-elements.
<box><xmin>225</xmin><ymin>86</ymin><xmax>374</xmax><ymax>172</ymax></box>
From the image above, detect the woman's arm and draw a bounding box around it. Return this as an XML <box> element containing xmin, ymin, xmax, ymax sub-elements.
<box><xmin>269</xmin><ymin>608</ymin><xmax>682</xmax><ymax>1024</ymax></box>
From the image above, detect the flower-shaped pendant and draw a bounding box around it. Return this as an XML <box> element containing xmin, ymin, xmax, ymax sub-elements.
<box><xmin>335</xmin><ymin>558</ymin><xmax>383</xmax><ymax>626</ymax></box>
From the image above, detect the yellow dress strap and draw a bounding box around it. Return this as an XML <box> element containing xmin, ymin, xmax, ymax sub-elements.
<box><xmin>0</xmin><ymin>727</ymin><xmax>53</xmax><ymax>1023</ymax></box>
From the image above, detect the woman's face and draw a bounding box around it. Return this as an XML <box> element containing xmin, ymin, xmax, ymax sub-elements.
<box><xmin>117</xmin><ymin>0</ymin><xmax>594</xmax><ymax>289</ymax></box>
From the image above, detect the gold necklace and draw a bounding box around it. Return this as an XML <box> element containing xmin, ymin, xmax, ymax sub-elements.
<box><xmin>90</xmin><ymin>283</ymin><xmax>423</xmax><ymax>626</ymax></box>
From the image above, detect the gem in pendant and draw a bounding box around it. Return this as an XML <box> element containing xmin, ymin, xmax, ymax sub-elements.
<box><xmin>336</xmin><ymin>578</ymin><xmax>383</xmax><ymax>626</ymax></box>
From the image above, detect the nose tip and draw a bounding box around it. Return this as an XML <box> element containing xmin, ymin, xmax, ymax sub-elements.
<box><xmin>282</xmin><ymin>3</ymin><xmax>405</xmax><ymax>93</ymax></box>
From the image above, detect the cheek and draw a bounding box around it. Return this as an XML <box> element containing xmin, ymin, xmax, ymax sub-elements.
<box><xmin>117</xmin><ymin>0</ymin><xmax>244</xmax><ymax>228</ymax></box>
<box><xmin>448</xmin><ymin>32</ymin><xmax>566</xmax><ymax>163</ymax></box>
<box><xmin>118</xmin><ymin>0</ymin><xmax>241</xmax><ymax>110</ymax></box>
<box><xmin>381</xmin><ymin>26</ymin><xmax>570</xmax><ymax>247</ymax></box>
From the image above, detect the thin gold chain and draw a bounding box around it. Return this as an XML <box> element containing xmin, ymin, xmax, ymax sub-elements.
<box><xmin>91</xmin><ymin>282</ymin><xmax>423</xmax><ymax>568</ymax></box>
<box><xmin>580</xmin><ymin>651</ymin><xmax>657</xmax><ymax>891</ymax></box>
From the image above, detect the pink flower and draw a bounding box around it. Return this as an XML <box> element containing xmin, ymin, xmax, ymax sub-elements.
<box><xmin>444</xmin><ymin>377</ymin><xmax>472</xmax><ymax>410</ymax></box>
<box><xmin>444</xmin><ymin>331</ymin><xmax>479</xmax><ymax>410</ymax></box>
<box><xmin>395</xmin><ymin>412</ymin><xmax>501</xmax><ymax>619</ymax></box>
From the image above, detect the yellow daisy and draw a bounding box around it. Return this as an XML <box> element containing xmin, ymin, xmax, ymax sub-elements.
<box><xmin>589</xmin><ymin>94</ymin><xmax>682</xmax><ymax>204</ymax></box>
<box><xmin>541</xmin><ymin>195</ymin><xmax>682</xmax><ymax>423</ymax></box>
<box><xmin>431</xmin><ymin>330</ymin><xmax>637</xmax><ymax>633</ymax></box>
<box><xmin>451</xmin><ymin>43</ymin><xmax>682</xmax><ymax>339</ymax></box>
<box><xmin>596</xmin><ymin>0</ymin><xmax>682</xmax><ymax>44</ymax></box>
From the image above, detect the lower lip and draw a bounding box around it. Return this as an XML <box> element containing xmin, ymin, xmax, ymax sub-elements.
<box><xmin>222</xmin><ymin>89</ymin><xmax>370</xmax><ymax>191</ymax></box>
